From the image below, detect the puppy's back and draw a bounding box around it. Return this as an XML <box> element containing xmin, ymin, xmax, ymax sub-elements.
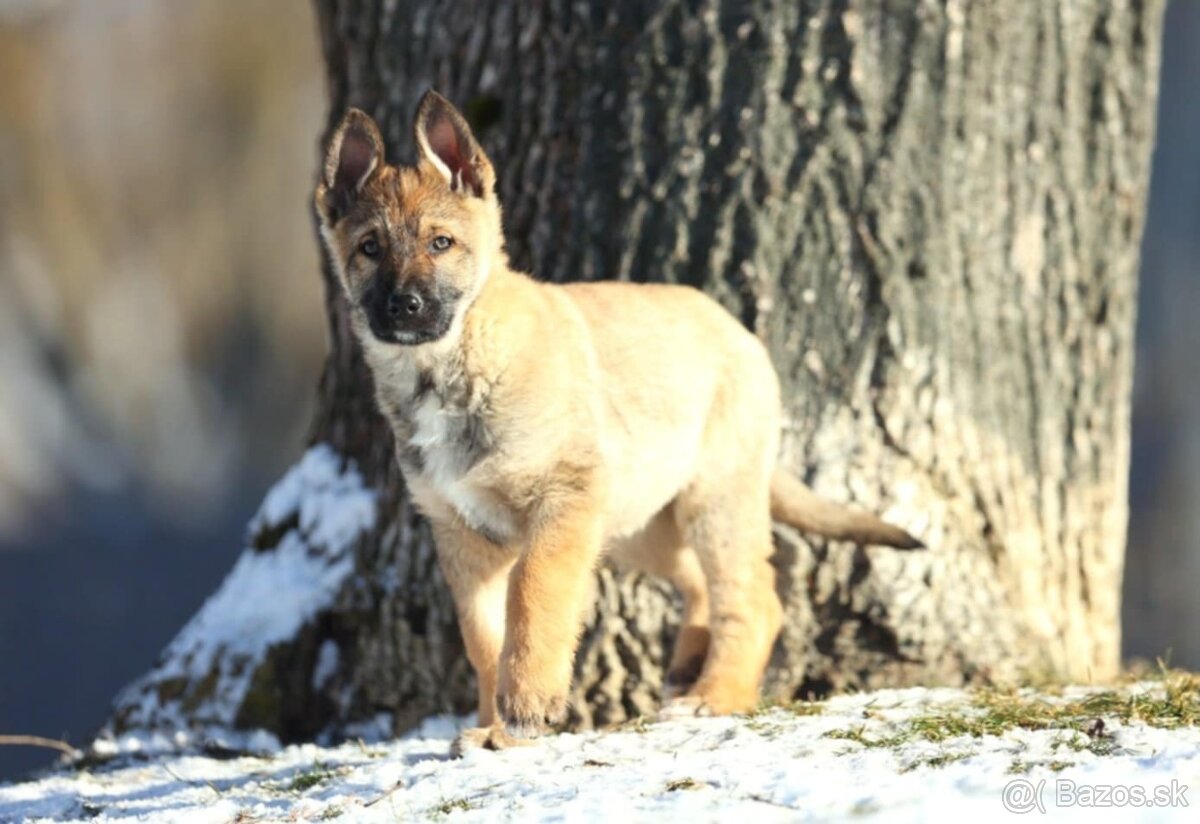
<box><xmin>559</xmin><ymin>281</ymin><xmax>771</xmax><ymax>398</ymax></box>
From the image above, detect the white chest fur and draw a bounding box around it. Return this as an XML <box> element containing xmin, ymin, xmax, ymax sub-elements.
<box><xmin>394</xmin><ymin>369</ymin><xmax>516</xmax><ymax>544</ymax></box>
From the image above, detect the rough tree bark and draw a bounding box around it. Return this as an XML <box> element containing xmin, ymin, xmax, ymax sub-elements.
<box><xmin>105</xmin><ymin>0</ymin><xmax>1164</xmax><ymax>747</ymax></box>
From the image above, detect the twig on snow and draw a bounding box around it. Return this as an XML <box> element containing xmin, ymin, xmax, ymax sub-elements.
<box><xmin>0</xmin><ymin>734</ymin><xmax>81</xmax><ymax>758</ymax></box>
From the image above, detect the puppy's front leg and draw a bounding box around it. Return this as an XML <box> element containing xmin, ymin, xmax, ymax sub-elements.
<box><xmin>429</xmin><ymin>519</ymin><xmax>522</xmax><ymax>755</ymax></box>
<box><xmin>498</xmin><ymin>499</ymin><xmax>603</xmax><ymax>738</ymax></box>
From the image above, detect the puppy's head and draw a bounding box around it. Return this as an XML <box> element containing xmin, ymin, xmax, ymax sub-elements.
<box><xmin>315</xmin><ymin>91</ymin><xmax>502</xmax><ymax>347</ymax></box>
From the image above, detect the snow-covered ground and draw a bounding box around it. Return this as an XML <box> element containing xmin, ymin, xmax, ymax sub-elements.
<box><xmin>3</xmin><ymin>685</ymin><xmax>1197</xmax><ymax>823</ymax></box>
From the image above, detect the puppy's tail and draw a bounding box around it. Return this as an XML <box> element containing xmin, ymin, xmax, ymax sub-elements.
<box><xmin>770</xmin><ymin>469</ymin><xmax>924</xmax><ymax>549</ymax></box>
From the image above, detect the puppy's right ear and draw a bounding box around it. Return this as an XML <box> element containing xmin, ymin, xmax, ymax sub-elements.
<box><xmin>320</xmin><ymin>108</ymin><xmax>384</xmax><ymax>222</ymax></box>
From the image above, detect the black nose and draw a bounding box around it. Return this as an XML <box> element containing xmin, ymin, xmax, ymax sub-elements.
<box><xmin>387</xmin><ymin>291</ymin><xmax>423</xmax><ymax>318</ymax></box>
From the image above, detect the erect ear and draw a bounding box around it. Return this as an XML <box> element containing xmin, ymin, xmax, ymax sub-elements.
<box><xmin>322</xmin><ymin>108</ymin><xmax>384</xmax><ymax>220</ymax></box>
<box><xmin>413</xmin><ymin>90</ymin><xmax>494</xmax><ymax>198</ymax></box>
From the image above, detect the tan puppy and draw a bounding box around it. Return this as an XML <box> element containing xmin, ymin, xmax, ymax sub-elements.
<box><xmin>315</xmin><ymin>91</ymin><xmax>921</xmax><ymax>752</ymax></box>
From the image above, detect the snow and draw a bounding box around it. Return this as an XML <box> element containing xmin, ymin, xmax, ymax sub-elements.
<box><xmin>253</xmin><ymin>445</ymin><xmax>377</xmax><ymax>553</ymax></box>
<box><xmin>5</xmin><ymin>686</ymin><xmax>1197</xmax><ymax>823</ymax></box>
<box><xmin>311</xmin><ymin>640</ymin><xmax>341</xmax><ymax>692</ymax></box>
<box><xmin>104</xmin><ymin>444</ymin><xmax>377</xmax><ymax>734</ymax></box>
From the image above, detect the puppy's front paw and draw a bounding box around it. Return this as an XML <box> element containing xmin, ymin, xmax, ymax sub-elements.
<box><xmin>449</xmin><ymin>725</ymin><xmax>534</xmax><ymax>757</ymax></box>
<box><xmin>497</xmin><ymin>688</ymin><xmax>568</xmax><ymax>739</ymax></box>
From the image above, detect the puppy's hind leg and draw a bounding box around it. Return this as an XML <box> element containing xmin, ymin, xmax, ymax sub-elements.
<box><xmin>610</xmin><ymin>509</ymin><xmax>711</xmax><ymax>699</ymax></box>
<box><xmin>661</xmin><ymin>547</ymin><xmax>711</xmax><ymax>698</ymax></box>
<box><xmin>666</xmin><ymin>477</ymin><xmax>782</xmax><ymax>717</ymax></box>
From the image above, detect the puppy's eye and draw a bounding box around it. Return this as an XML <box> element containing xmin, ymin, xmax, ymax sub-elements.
<box><xmin>431</xmin><ymin>235</ymin><xmax>454</xmax><ymax>252</ymax></box>
<box><xmin>359</xmin><ymin>237</ymin><xmax>381</xmax><ymax>259</ymax></box>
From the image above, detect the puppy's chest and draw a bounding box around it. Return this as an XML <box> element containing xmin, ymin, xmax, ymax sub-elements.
<box><xmin>378</xmin><ymin>367</ymin><xmax>513</xmax><ymax>541</ymax></box>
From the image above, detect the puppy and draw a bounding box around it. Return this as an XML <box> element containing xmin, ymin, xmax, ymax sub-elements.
<box><xmin>314</xmin><ymin>91</ymin><xmax>921</xmax><ymax>751</ymax></box>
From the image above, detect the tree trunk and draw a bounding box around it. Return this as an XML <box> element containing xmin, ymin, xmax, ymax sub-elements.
<box><xmin>104</xmin><ymin>0</ymin><xmax>1164</xmax><ymax>747</ymax></box>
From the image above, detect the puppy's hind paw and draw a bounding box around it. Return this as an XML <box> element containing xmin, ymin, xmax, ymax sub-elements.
<box><xmin>657</xmin><ymin>696</ymin><xmax>713</xmax><ymax>721</ymax></box>
<box><xmin>663</xmin><ymin>654</ymin><xmax>704</xmax><ymax>699</ymax></box>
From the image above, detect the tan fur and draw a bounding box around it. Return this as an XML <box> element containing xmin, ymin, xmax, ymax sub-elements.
<box><xmin>315</xmin><ymin>92</ymin><xmax>922</xmax><ymax>751</ymax></box>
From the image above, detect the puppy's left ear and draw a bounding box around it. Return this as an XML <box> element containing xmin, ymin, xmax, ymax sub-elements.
<box><xmin>321</xmin><ymin>108</ymin><xmax>384</xmax><ymax>221</ymax></box>
<box><xmin>413</xmin><ymin>90</ymin><xmax>495</xmax><ymax>198</ymax></box>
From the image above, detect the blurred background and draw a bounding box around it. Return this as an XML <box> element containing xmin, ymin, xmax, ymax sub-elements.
<box><xmin>0</xmin><ymin>0</ymin><xmax>1196</xmax><ymax>781</ymax></box>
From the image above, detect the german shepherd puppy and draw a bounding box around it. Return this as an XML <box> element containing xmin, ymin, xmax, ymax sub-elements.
<box><xmin>315</xmin><ymin>91</ymin><xmax>921</xmax><ymax>753</ymax></box>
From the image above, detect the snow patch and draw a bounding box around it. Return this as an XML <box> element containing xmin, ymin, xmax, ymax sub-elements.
<box><xmin>252</xmin><ymin>443</ymin><xmax>376</xmax><ymax>552</ymax></box>
<box><xmin>311</xmin><ymin>639</ymin><xmax>340</xmax><ymax>691</ymax></box>
<box><xmin>90</xmin><ymin>727</ymin><xmax>282</xmax><ymax>760</ymax></box>
<box><xmin>337</xmin><ymin>712</ymin><xmax>398</xmax><ymax>744</ymax></box>
<box><xmin>106</xmin><ymin>444</ymin><xmax>376</xmax><ymax>732</ymax></box>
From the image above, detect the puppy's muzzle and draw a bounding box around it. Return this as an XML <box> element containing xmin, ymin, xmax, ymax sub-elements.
<box><xmin>364</xmin><ymin>275</ymin><xmax>459</xmax><ymax>345</ymax></box>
